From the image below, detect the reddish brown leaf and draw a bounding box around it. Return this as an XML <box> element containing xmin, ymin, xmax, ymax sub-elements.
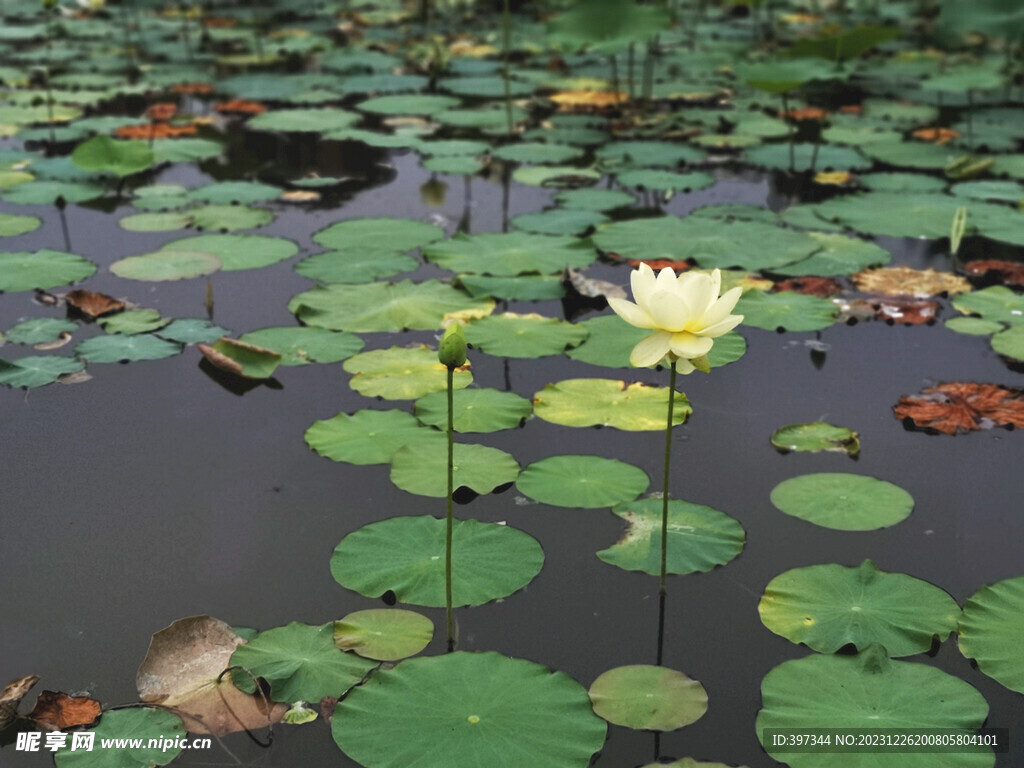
<box><xmin>838</xmin><ymin>104</ymin><xmax>862</xmax><ymax>114</ymax></box>
<box><xmin>773</xmin><ymin>276</ymin><xmax>843</xmax><ymax>297</ymax></box>
<box><xmin>320</xmin><ymin>696</ymin><xmax>338</xmax><ymax>722</ymax></box>
<box><xmin>145</xmin><ymin>103</ymin><xmax>178</xmax><ymax>122</ymax></box>
<box><xmin>963</xmin><ymin>259</ymin><xmax>1024</xmax><ymax>287</ymax></box>
<box><xmin>202</xmin><ymin>16</ymin><xmax>237</xmax><ymax>27</ymax></box>
<box><xmin>0</xmin><ymin>675</ymin><xmax>40</xmax><ymax>729</ymax></box>
<box><xmin>894</xmin><ymin>382</ymin><xmax>1024</xmax><ymax>435</ymax></box>
<box><xmin>113</xmin><ymin>123</ymin><xmax>198</xmax><ymax>140</ymax></box>
<box><xmin>170</xmin><ymin>82</ymin><xmax>215</xmax><ymax>95</ymax></box>
<box><xmin>874</xmin><ymin>297</ymin><xmax>939</xmax><ymax>325</ymax></box>
<box><xmin>65</xmin><ymin>290</ymin><xmax>125</xmax><ymax>318</ymax></box>
<box><xmin>912</xmin><ymin>127</ymin><xmax>960</xmax><ymax>144</ymax></box>
<box><xmin>214</xmin><ymin>99</ymin><xmax>268</xmax><ymax>116</ymax></box>
<box><xmin>27</xmin><ymin>692</ymin><xmax>101</xmax><ymax>731</ymax></box>
<box><xmin>627</xmin><ymin>258</ymin><xmax>691</xmax><ymax>271</ymax></box>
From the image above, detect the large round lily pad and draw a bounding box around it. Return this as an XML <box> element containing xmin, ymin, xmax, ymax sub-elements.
<box><xmin>330</xmin><ymin>516</ymin><xmax>543</xmax><ymax>607</ymax></box>
<box><xmin>775</xmin><ymin>232</ymin><xmax>892</xmax><ymax>277</ymax></box>
<box><xmin>958</xmin><ymin>575</ymin><xmax>1024</xmax><ymax>694</ymax></box>
<box><xmin>516</xmin><ymin>455</ymin><xmax>649</xmax><ymax>509</ymax></box>
<box><xmin>424</xmin><ymin>232</ymin><xmax>596</xmax><ymax>276</ymax></box>
<box><xmin>158</xmin><ymin>234</ymin><xmax>298</xmax><ymax>271</ymax></box>
<box><xmin>0</xmin><ymin>213</ymin><xmax>40</xmax><ymax>237</ymax></box>
<box><xmin>532</xmin><ymin>379</ymin><xmax>691</xmax><ymax>431</ymax></box>
<box><xmin>414</xmin><ymin>388</ymin><xmax>532</xmax><ymax>433</ymax></box>
<box><xmin>0</xmin><ymin>356</ymin><xmax>84</xmax><ymax>389</ymax></box>
<box><xmin>230</xmin><ymin>622</ymin><xmax>377</xmax><ymax>703</ymax></box>
<box><xmin>390</xmin><ymin>442</ymin><xmax>519</xmax><ymax>498</ymax></box>
<box><xmin>758</xmin><ymin>560</ymin><xmax>961</xmax><ymax>656</ymax></box>
<box><xmin>312</xmin><ymin>217</ymin><xmax>444</xmax><ymax>252</ymax></box>
<box><xmin>0</xmin><ymin>250</ymin><xmax>96</xmax><ymax>292</ymax></box>
<box><xmin>110</xmin><ymin>251</ymin><xmax>223</xmax><ymax>281</ymax></box>
<box><xmin>334</xmin><ymin>609</ymin><xmax>433</xmax><ymax>662</ymax></box>
<box><xmin>343</xmin><ymin>345</ymin><xmax>472</xmax><ymax>400</ymax></box>
<box><xmin>306</xmin><ymin>409</ymin><xmax>444</xmax><ymax>465</ymax></box>
<box><xmin>333</xmin><ymin>652</ymin><xmax>606</xmax><ymax>768</ymax></box>
<box><xmin>597</xmin><ymin>499</ymin><xmax>745</xmax><ymax>575</ymax></box>
<box><xmin>75</xmin><ymin>335</ymin><xmax>183</xmax><ymax>363</ymax></box>
<box><xmin>589</xmin><ymin>665</ymin><xmax>707</xmax><ymax>731</ymax></box>
<box><xmin>756</xmin><ymin>646</ymin><xmax>994</xmax><ymax>768</ymax></box>
<box><xmin>770</xmin><ymin>473</ymin><xmax>914</xmax><ymax>531</ymax></box>
<box><xmin>734</xmin><ymin>290</ymin><xmax>837</xmax><ymax>332</ymax></box>
<box><xmin>465</xmin><ymin>313</ymin><xmax>588</xmax><ymax>358</ymax></box>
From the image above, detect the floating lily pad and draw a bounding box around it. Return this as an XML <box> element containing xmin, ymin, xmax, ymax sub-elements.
<box><xmin>555</xmin><ymin>188</ymin><xmax>635</xmax><ymax>211</ymax></box>
<box><xmin>111</xmin><ymin>250</ymin><xmax>223</xmax><ymax>282</ymax></box>
<box><xmin>516</xmin><ymin>455</ymin><xmax>648</xmax><ymax>509</ymax></box>
<box><xmin>230</xmin><ymin>622</ymin><xmax>376</xmax><ymax>703</ymax></box>
<box><xmin>952</xmin><ymin>286</ymin><xmax>1024</xmax><ymax>325</ymax></box>
<box><xmin>71</xmin><ymin>135</ymin><xmax>153</xmax><ymax>177</ymax></box>
<box><xmin>247</xmin><ymin>108</ymin><xmax>361</xmax><ymax>133</ymax></box>
<box><xmin>595</xmin><ymin>141</ymin><xmax>705</xmax><ymax>169</ymax></box>
<box><xmin>422</xmin><ymin>155</ymin><xmax>485</xmax><ymax>175</ymax></box>
<box><xmin>296</xmin><ymin>250</ymin><xmax>419</xmax><ymax>284</ymax></box>
<box><xmin>597</xmin><ymin>499</ymin><xmax>745</xmax><ymax>575</ymax></box>
<box><xmin>0</xmin><ymin>213</ymin><xmax>40</xmax><ymax>236</ymax></box>
<box><xmin>457</xmin><ymin>274</ymin><xmax>566</xmax><ymax>301</ymax></box>
<box><xmin>330</xmin><ymin>516</ymin><xmax>543</xmax><ymax>607</ymax></box>
<box><xmin>75</xmin><ymin>334</ymin><xmax>182</xmax><ymax>363</ymax></box>
<box><xmin>3</xmin><ymin>180</ymin><xmax>103</xmax><ymax>205</ymax></box>
<box><xmin>358</xmin><ymin>94</ymin><xmax>460</xmax><ymax>116</ymax></box>
<box><xmin>333</xmin><ymin>652</ymin><xmax>605</xmax><ymax>768</ymax></box>
<box><xmin>639</xmin><ymin>760</ymin><xmax>747</xmax><ymax>768</ymax></box>
<box><xmin>775</xmin><ymin>232</ymin><xmax>892</xmax><ymax>277</ymax></box>
<box><xmin>334</xmin><ymin>609</ymin><xmax>433</xmax><ymax>662</ymax></box>
<box><xmin>54</xmin><ymin>708</ymin><xmax>184</xmax><ymax>768</ymax></box>
<box><xmin>594</xmin><ymin>217</ymin><xmax>818</xmax><ymax>271</ymax></box>
<box><xmin>343</xmin><ymin>345</ymin><xmax>472</xmax><ymax>399</ymax></box>
<box><xmin>858</xmin><ymin>172</ymin><xmax>947</xmax><ymax>192</ymax></box>
<box><xmin>306</xmin><ymin>409</ymin><xmax>443</xmax><ymax>465</ymax></box>
<box><xmin>759</xmin><ymin>560</ymin><xmax>961</xmax><ymax>656</ymax></box>
<box><xmin>511</xmin><ymin>165</ymin><xmax>601</xmax><ymax>187</ymax></box>
<box><xmin>99</xmin><ymin>309</ymin><xmax>169</xmax><ymax>335</ymax></box>
<box><xmin>391</xmin><ymin>442</ymin><xmax>519</xmax><ymax>497</ymax></box>
<box><xmin>533</xmin><ymin>379</ymin><xmax>691</xmax><ymax>431</ymax></box>
<box><xmin>424</xmin><ymin>232</ymin><xmax>596</xmax><ymax>276</ymax></box>
<box><xmin>860</xmin><ymin>139</ymin><xmax>956</xmax><ymax>170</ymax></box>
<box><xmin>589</xmin><ymin>665</ymin><xmax>707</xmax><ymax>731</ymax></box>
<box><xmin>150</xmin><ymin>138</ymin><xmax>224</xmax><ymax>165</ymax></box>
<box><xmin>991</xmin><ymin>325</ymin><xmax>1024</xmax><ymax>361</ymax></box>
<box><xmin>465</xmin><ymin>313</ymin><xmax>588</xmax><ymax>358</ymax></box>
<box><xmin>744</xmin><ymin>143</ymin><xmax>869</xmax><ymax>172</ymax></box>
<box><xmin>0</xmin><ymin>250</ymin><xmax>96</xmax><ymax>292</ymax></box>
<box><xmin>735</xmin><ymin>290</ymin><xmax>837</xmax><ymax>332</ymax></box>
<box><xmin>312</xmin><ymin>217</ymin><xmax>444</xmax><ymax>252</ymax></box>
<box><xmin>951</xmin><ymin>180</ymin><xmax>1024</xmax><ymax>203</ymax></box>
<box><xmin>958</xmin><ymin>575</ymin><xmax>1024</xmax><ymax>694</ymax></box>
<box><xmin>291</xmin><ymin>281</ymin><xmax>493</xmax><ymax>332</ymax></box>
<box><xmin>188</xmin><ymin>181</ymin><xmax>282</xmax><ymax>205</ymax></box>
<box><xmin>770</xmin><ymin>473</ymin><xmax>914</xmax><ymax>531</ymax></box>
<box><xmin>158</xmin><ymin>234</ymin><xmax>297</xmax><ymax>271</ymax></box>
<box><xmin>4</xmin><ymin>318</ymin><xmax>76</xmax><ymax>345</ymax></box>
<box><xmin>770</xmin><ymin>422</ymin><xmax>860</xmax><ymax>456</ymax></box>
<box><xmin>238</xmin><ymin>327</ymin><xmax>363</xmax><ymax>366</ymax></box>
<box><xmin>119</xmin><ymin>205</ymin><xmax>274</xmax><ymax>233</ymax></box>
<box><xmin>945</xmin><ymin>317</ymin><xmax>1005</xmax><ymax>336</ymax></box>
<box><xmin>615</xmin><ymin>169</ymin><xmax>715</xmax><ymax>192</ymax></box>
<box><xmin>492</xmin><ymin>142</ymin><xmax>583</xmax><ymax>165</ymax></box>
<box><xmin>156</xmin><ymin>319</ymin><xmax>230</xmax><ymax>345</ymax></box>
<box><xmin>808</xmin><ymin>193</ymin><xmax>1002</xmax><ymax>239</ymax></box>
<box><xmin>0</xmin><ymin>356</ymin><xmax>84</xmax><ymax>388</ymax></box>
<box><xmin>511</xmin><ymin>208</ymin><xmax>607</xmax><ymax>236</ymax></box>
<box><xmin>414</xmin><ymin>388</ymin><xmax>532</xmax><ymax>433</ymax></box>
<box><xmin>756</xmin><ymin>647</ymin><xmax>993</xmax><ymax>768</ymax></box>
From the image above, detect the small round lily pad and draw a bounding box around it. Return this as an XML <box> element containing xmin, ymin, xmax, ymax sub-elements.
<box><xmin>390</xmin><ymin>442</ymin><xmax>519</xmax><ymax>498</ymax></box>
<box><xmin>333</xmin><ymin>609</ymin><xmax>433</xmax><ymax>662</ymax></box>
<box><xmin>414</xmin><ymin>388</ymin><xmax>532</xmax><ymax>433</ymax></box>
<box><xmin>589</xmin><ymin>665</ymin><xmax>707</xmax><ymax>731</ymax></box>
<box><xmin>770</xmin><ymin>422</ymin><xmax>860</xmax><ymax>456</ymax></box>
<box><xmin>516</xmin><ymin>456</ymin><xmax>649</xmax><ymax>509</ymax></box>
<box><xmin>770</xmin><ymin>473</ymin><xmax>914</xmax><ymax>531</ymax></box>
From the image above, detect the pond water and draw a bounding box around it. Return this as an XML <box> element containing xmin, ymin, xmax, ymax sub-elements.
<box><xmin>2</xmin><ymin>138</ymin><xmax>1023</xmax><ymax>768</ymax></box>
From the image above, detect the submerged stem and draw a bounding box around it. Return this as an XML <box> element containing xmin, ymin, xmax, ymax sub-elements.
<box><xmin>445</xmin><ymin>365</ymin><xmax>455</xmax><ymax>652</ymax></box>
<box><xmin>659</xmin><ymin>359</ymin><xmax>677</xmax><ymax>598</ymax></box>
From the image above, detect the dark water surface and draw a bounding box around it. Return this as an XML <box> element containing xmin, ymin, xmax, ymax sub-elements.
<box><xmin>2</xmin><ymin>149</ymin><xmax>1022</xmax><ymax>768</ymax></box>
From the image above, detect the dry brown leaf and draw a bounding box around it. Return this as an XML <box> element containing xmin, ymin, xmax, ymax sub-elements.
<box><xmin>34</xmin><ymin>332</ymin><xmax>73</xmax><ymax>351</ymax></box>
<box><xmin>549</xmin><ymin>90</ymin><xmax>627</xmax><ymax>112</ymax></box>
<box><xmin>0</xmin><ymin>675</ymin><xmax>40</xmax><ymax>729</ymax></box>
<box><xmin>873</xmin><ymin>297</ymin><xmax>939</xmax><ymax>325</ymax></box>
<box><xmin>564</xmin><ymin>268</ymin><xmax>626</xmax><ymax>301</ymax></box>
<box><xmin>27</xmin><ymin>692</ymin><xmax>101</xmax><ymax>731</ymax></box>
<box><xmin>781</xmin><ymin>107</ymin><xmax>829</xmax><ymax>121</ymax></box>
<box><xmin>214</xmin><ymin>99</ymin><xmax>268</xmax><ymax>115</ymax></box>
<box><xmin>145</xmin><ymin>103</ymin><xmax>178</xmax><ymax>122</ymax></box>
<box><xmin>838</xmin><ymin>104</ymin><xmax>862</xmax><ymax>114</ymax></box>
<box><xmin>963</xmin><ymin>259</ymin><xmax>1024</xmax><ymax>287</ymax></box>
<box><xmin>912</xmin><ymin>127</ymin><xmax>960</xmax><ymax>144</ymax></box>
<box><xmin>774</xmin><ymin>276</ymin><xmax>843</xmax><ymax>297</ymax></box>
<box><xmin>170</xmin><ymin>82</ymin><xmax>214</xmax><ymax>95</ymax></box>
<box><xmin>137</xmin><ymin>616</ymin><xmax>285</xmax><ymax>736</ymax></box>
<box><xmin>627</xmin><ymin>258</ymin><xmax>691</xmax><ymax>271</ymax></box>
<box><xmin>114</xmin><ymin>123</ymin><xmax>198</xmax><ymax>140</ymax></box>
<box><xmin>852</xmin><ymin>266</ymin><xmax>972</xmax><ymax>297</ymax></box>
<box><xmin>894</xmin><ymin>382</ymin><xmax>1024</xmax><ymax>435</ymax></box>
<box><xmin>65</xmin><ymin>290</ymin><xmax>125</xmax><ymax>318</ymax></box>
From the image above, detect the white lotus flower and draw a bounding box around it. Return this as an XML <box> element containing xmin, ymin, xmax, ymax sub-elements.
<box><xmin>608</xmin><ymin>264</ymin><xmax>744</xmax><ymax>371</ymax></box>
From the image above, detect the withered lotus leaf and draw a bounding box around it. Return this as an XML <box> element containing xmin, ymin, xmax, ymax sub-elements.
<box><xmin>136</xmin><ymin>615</ymin><xmax>285</xmax><ymax>736</ymax></box>
<box><xmin>852</xmin><ymin>266</ymin><xmax>972</xmax><ymax>297</ymax></box>
<box><xmin>894</xmin><ymin>382</ymin><xmax>1024</xmax><ymax>435</ymax></box>
<box><xmin>963</xmin><ymin>259</ymin><xmax>1024</xmax><ymax>287</ymax></box>
<box><xmin>65</xmin><ymin>290</ymin><xmax>125</xmax><ymax>318</ymax></box>
<box><xmin>773</xmin><ymin>276</ymin><xmax>843</xmax><ymax>297</ymax></box>
<box><xmin>0</xmin><ymin>675</ymin><xmax>40</xmax><ymax>729</ymax></box>
<box><xmin>873</xmin><ymin>298</ymin><xmax>939</xmax><ymax>325</ymax></box>
<box><xmin>27</xmin><ymin>691</ymin><xmax>101</xmax><ymax>731</ymax></box>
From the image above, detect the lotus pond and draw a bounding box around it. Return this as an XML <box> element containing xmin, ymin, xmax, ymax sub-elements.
<box><xmin>2</xmin><ymin>1</ymin><xmax>1024</xmax><ymax>767</ymax></box>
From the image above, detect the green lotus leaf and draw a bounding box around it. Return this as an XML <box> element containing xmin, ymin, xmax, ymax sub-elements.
<box><xmin>533</xmin><ymin>378</ymin><xmax>691</xmax><ymax>431</ymax></box>
<box><xmin>492</xmin><ymin>142</ymin><xmax>583</xmax><ymax>165</ymax></box>
<box><xmin>743</xmin><ymin>143</ymin><xmax>870</xmax><ymax>172</ymax></box>
<box><xmin>861</xmin><ymin>99</ymin><xmax>939</xmax><ymax>124</ymax></box>
<box><xmin>555</xmin><ymin>188</ymin><xmax>635</xmax><ymax>211</ymax></box>
<box><xmin>333</xmin><ymin>652</ymin><xmax>605</xmax><ymax>768</ymax></box>
<box><xmin>119</xmin><ymin>205</ymin><xmax>274</xmax><ymax>233</ymax></box>
<box><xmin>958</xmin><ymin>575</ymin><xmax>1024</xmax><ymax>694</ymax></box>
<box><xmin>0</xmin><ymin>356</ymin><xmax>84</xmax><ymax>389</ymax></box>
<box><xmin>860</xmin><ymin>140</ymin><xmax>959</xmax><ymax>170</ymax></box>
<box><xmin>75</xmin><ymin>335</ymin><xmax>182</xmax><ymax>363</ymax></box>
<box><xmin>991</xmin><ymin>324</ymin><xmax>1024</xmax><ymax>361</ymax></box>
<box><xmin>438</xmin><ymin>76</ymin><xmax>534</xmax><ymax>98</ymax></box>
<box><xmin>770</xmin><ymin>422</ymin><xmax>860</xmax><ymax>456</ymax></box>
<box><xmin>99</xmin><ymin>309</ymin><xmax>169</xmax><ymax>335</ymax></box>
<box><xmin>735</xmin><ymin>290</ymin><xmax>837</xmax><ymax>332</ymax></box>
<box><xmin>247</xmin><ymin>108</ymin><xmax>361</xmax><ymax>133</ymax></box>
<box><xmin>156</xmin><ymin>319</ymin><xmax>229</xmax><ymax>345</ymax></box>
<box><xmin>951</xmin><ymin>180</ymin><xmax>1024</xmax><ymax>202</ymax></box>
<box><xmin>691</xmin><ymin>204</ymin><xmax>778</xmax><ymax>223</ymax></box>
<box><xmin>952</xmin><ymin>286</ymin><xmax>1024</xmax><ymax>325</ymax></box>
<box><xmin>770</xmin><ymin>473</ymin><xmax>914</xmax><ymax>531</ymax></box>
<box><xmin>187</xmin><ymin>181</ymin><xmax>281</xmax><ymax>205</ymax></box>
<box><xmin>616</xmin><ymin>169</ymin><xmax>715</xmax><ymax>192</ymax></box>
<box><xmin>296</xmin><ymin>250</ymin><xmax>419</xmax><ymax>284</ymax></box>
<box><xmin>435</xmin><ymin>104</ymin><xmax>529</xmax><ymax>131</ymax></box>
<box><xmin>334</xmin><ymin>609</ymin><xmax>433</xmax><ymax>662</ymax></box>
<box><xmin>71</xmin><ymin>135</ymin><xmax>153</xmax><ymax>178</ymax></box>
<box><xmin>110</xmin><ymin>251</ymin><xmax>223</xmax><ymax>281</ymax></box>
<box><xmin>456</xmin><ymin>274</ymin><xmax>566</xmax><ymax>301</ymax></box>
<box><xmin>130</xmin><ymin>184</ymin><xmax>190</xmax><ymax>211</ymax></box>
<box><xmin>516</xmin><ymin>455</ymin><xmax>648</xmax><ymax>509</ymax></box>
<box><xmin>593</xmin><ymin>217</ymin><xmax>819</xmax><ymax>271</ymax></box>
<box><xmin>341</xmin><ymin>73</ymin><xmax>429</xmax><ymax>95</ymax></box>
<box><xmin>238</xmin><ymin>327</ymin><xmax>363</xmax><ymax>366</ymax></box>
<box><xmin>330</xmin><ymin>516</ymin><xmax>543</xmax><ymax>607</ymax></box>
<box><xmin>230</xmin><ymin>622</ymin><xmax>376</xmax><ymax>703</ymax></box>
<box><xmin>292</xmin><ymin>282</ymin><xmax>492</xmax><ymax>333</ymax></box>
<box><xmin>858</xmin><ymin>172</ymin><xmax>947</xmax><ymax>192</ymax></box>
<box><xmin>511</xmin><ymin>208</ymin><xmax>607</xmax><ymax>236</ymax></box>
<box><xmin>589</xmin><ymin>665</ymin><xmax>707</xmax><ymax>731</ymax></box>
<box><xmin>414</xmin><ymin>388</ymin><xmax>532</xmax><ymax>433</ymax></box>
<box><xmin>4</xmin><ymin>318</ymin><xmax>76</xmax><ymax>345</ymax></box>
<box><xmin>464</xmin><ymin>313</ymin><xmax>588</xmax><ymax>358</ymax></box>
<box><xmin>390</xmin><ymin>442</ymin><xmax>519</xmax><ymax>497</ymax></box>
<box><xmin>547</xmin><ymin>0</ymin><xmax>669</xmax><ymax>49</ymax></box>
<box><xmin>595</xmin><ymin>141</ymin><xmax>705</xmax><ymax>169</ymax></box>
<box><xmin>306</xmin><ymin>409</ymin><xmax>443</xmax><ymax>465</ymax></box>
<box><xmin>150</xmin><ymin>138</ymin><xmax>224</xmax><ymax>165</ymax></box>
<box><xmin>756</xmin><ymin>647</ymin><xmax>994</xmax><ymax>768</ymax></box>
<box><xmin>343</xmin><ymin>345</ymin><xmax>472</xmax><ymax>399</ymax></box>
<box><xmin>200</xmin><ymin>338</ymin><xmax>281</xmax><ymax>379</ymax></box>
<box><xmin>597</xmin><ymin>498</ymin><xmax>745</xmax><ymax>575</ymax></box>
<box><xmin>774</xmin><ymin>232</ymin><xmax>892</xmax><ymax>277</ymax></box>
<box><xmin>0</xmin><ymin>213</ymin><xmax>41</xmax><ymax>236</ymax></box>
<box><xmin>945</xmin><ymin>317</ymin><xmax>1004</xmax><ymax>336</ymax></box>
<box><xmin>511</xmin><ymin>165</ymin><xmax>601</xmax><ymax>187</ymax></box>
<box><xmin>0</xmin><ymin>250</ymin><xmax>96</xmax><ymax>292</ymax></box>
<box><xmin>416</xmin><ymin>139</ymin><xmax>490</xmax><ymax>157</ymax></box>
<box><xmin>158</xmin><ymin>234</ymin><xmax>297</xmax><ymax>271</ymax></box>
<box><xmin>54</xmin><ymin>709</ymin><xmax>185</xmax><ymax>768</ymax></box>
<box><xmin>738</xmin><ymin>59</ymin><xmax>829</xmax><ymax>93</ymax></box>
<box><xmin>358</xmin><ymin>94</ymin><xmax>460</xmax><ymax>116</ymax></box>
<box><xmin>312</xmin><ymin>217</ymin><xmax>444</xmax><ymax>252</ymax></box>
<box><xmin>425</xmin><ymin>232</ymin><xmax>596</xmax><ymax>276</ymax></box>
<box><xmin>759</xmin><ymin>560</ymin><xmax>961</xmax><ymax>656</ymax></box>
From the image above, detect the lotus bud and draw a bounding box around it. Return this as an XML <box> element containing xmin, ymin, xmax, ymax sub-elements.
<box><xmin>439</xmin><ymin>323</ymin><xmax>467</xmax><ymax>369</ymax></box>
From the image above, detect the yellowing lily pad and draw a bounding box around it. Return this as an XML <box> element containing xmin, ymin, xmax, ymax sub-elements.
<box><xmin>589</xmin><ymin>665</ymin><xmax>707</xmax><ymax>731</ymax></box>
<box><xmin>343</xmin><ymin>345</ymin><xmax>472</xmax><ymax>400</ymax></box>
<box><xmin>532</xmin><ymin>379</ymin><xmax>691</xmax><ymax>431</ymax></box>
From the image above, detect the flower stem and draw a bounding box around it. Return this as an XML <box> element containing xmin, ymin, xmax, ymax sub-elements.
<box><xmin>659</xmin><ymin>359</ymin><xmax>677</xmax><ymax>598</ymax></box>
<box><xmin>445</xmin><ymin>365</ymin><xmax>455</xmax><ymax>652</ymax></box>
